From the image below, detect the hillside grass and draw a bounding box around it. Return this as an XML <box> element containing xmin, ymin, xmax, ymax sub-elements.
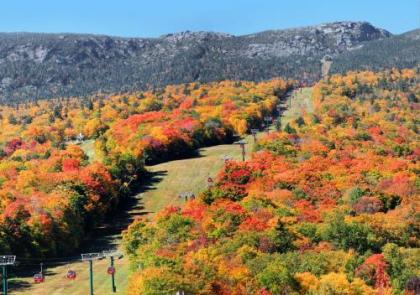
<box><xmin>143</xmin><ymin>142</ymin><xmax>248</xmax><ymax>215</ymax></box>
<box><xmin>281</xmin><ymin>87</ymin><xmax>313</xmax><ymax>126</ymax></box>
<box><xmin>80</xmin><ymin>139</ymin><xmax>97</xmax><ymax>162</ymax></box>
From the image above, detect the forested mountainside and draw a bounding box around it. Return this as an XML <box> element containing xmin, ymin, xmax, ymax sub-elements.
<box><xmin>0</xmin><ymin>67</ymin><xmax>418</xmax><ymax>293</ymax></box>
<box><xmin>123</xmin><ymin>68</ymin><xmax>420</xmax><ymax>295</ymax></box>
<box><xmin>0</xmin><ymin>77</ymin><xmax>293</xmax><ymax>257</ymax></box>
<box><xmin>331</xmin><ymin>29</ymin><xmax>420</xmax><ymax>73</ymax></box>
<box><xmin>2</xmin><ymin>21</ymin><xmax>414</xmax><ymax>103</ymax></box>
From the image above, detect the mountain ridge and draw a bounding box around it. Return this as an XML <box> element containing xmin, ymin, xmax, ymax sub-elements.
<box><xmin>0</xmin><ymin>21</ymin><xmax>417</xmax><ymax>102</ymax></box>
<box><xmin>0</xmin><ymin>20</ymin><xmax>392</xmax><ymax>39</ymax></box>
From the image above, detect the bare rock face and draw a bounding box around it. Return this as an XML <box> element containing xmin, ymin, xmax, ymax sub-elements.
<box><xmin>5</xmin><ymin>45</ymin><xmax>49</xmax><ymax>63</ymax></box>
<box><xmin>161</xmin><ymin>31</ymin><xmax>233</xmax><ymax>43</ymax></box>
<box><xmin>238</xmin><ymin>21</ymin><xmax>391</xmax><ymax>58</ymax></box>
<box><xmin>0</xmin><ymin>21</ymin><xmax>414</xmax><ymax>102</ymax></box>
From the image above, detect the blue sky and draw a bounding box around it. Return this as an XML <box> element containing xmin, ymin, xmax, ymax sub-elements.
<box><xmin>1</xmin><ymin>0</ymin><xmax>418</xmax><ymax>37</ymax></box>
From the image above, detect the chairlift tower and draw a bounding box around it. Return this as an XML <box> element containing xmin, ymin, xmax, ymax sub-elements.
<box><xmin>275</xmin><ymin>106</ymin><xmax>283</xmax><ymax>131</ymax></box>
<box><xmin>236</xmin><ymin>140</ymin><xmax>247</xmax><ymax>161</ymax></box>
<box><xmin>263</xmin><ymin>116</ymin><xmax>272</xmax><ymax>134</ymax></box>
<box><xmin>276</xmin><ymin>104</ymin><xmax>282</xmax><ymax>114</ymax></box>
<box><xmin>250</xmin><ymin>129</ymin><xmax>259</xmax><ymax>143</ymax></box>
<box><xmin>0</xmin><ymin>255</ymin><xmax>15</xmax><ymax>295</ymax></box>
<box><xmin>103</xmin><ymin>250</ymin><xmax>124</xmax><ymax>293</ymax></box>
<box><xmin>81</xmin><ymin>253</ymin><xmax>103</xmax><ymax>295</ymax></box>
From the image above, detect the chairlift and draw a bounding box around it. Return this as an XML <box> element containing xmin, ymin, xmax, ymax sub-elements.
<box><xmin>107</xmin><ymin>266</ymin><xmax>116</xmax><ymax>275</ymax></box>
<box><xmin>66</xmin><ymin>270</ymin><xmax>77</xmax><ymax>280</ymax></box>
<box><xmin>33</xmin><ymin>273</ymin><xmax>45</xmax><ymax>283</ymax></box>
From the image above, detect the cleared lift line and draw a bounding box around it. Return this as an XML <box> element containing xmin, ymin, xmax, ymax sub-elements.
<box><xmin>10</xmin><ymin>88</ymin><xmax>304</xmax><ymax>294</ymax></box>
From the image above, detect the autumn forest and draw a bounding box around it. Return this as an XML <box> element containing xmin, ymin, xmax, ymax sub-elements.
<box><xmin>0</xmin><ymin>68</ymin><xmax>418</xmax><ymax>294</ymax></box>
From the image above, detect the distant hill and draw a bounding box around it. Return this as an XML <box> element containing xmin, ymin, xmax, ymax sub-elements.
<box><xmin>331</xmin><ymin>29</ymin><xmax>420</xmax><ymax>73</ymax></box>
<box><xmin>1</xmin><ymin>21</ymin><xmax>417</xmax><ymax>102</ymax></box>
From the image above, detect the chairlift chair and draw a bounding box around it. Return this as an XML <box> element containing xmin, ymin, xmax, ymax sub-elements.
<box><xmin>66</xmin><ymin>270</ymin><xmax>77</xmax><ymax>280</ymax></box>
<box><xmin>107</xmin><ymin>266</ymin><xmax>116</xmax><ymax>275</ymax></box>
<box><xmin>33</xmin><ymin>273</ymin><xmax>45</xmax><ymax>283</ymax></box>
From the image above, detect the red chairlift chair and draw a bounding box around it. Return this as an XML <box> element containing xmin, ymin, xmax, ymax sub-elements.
<box><xmin>33</xmin><ymin>273</ymin><xmax>45</xmax><ymax>283</ymax></box>
<box><xmin>107</xmin><ymin>266</ymin><xmax>116</xmax><ymax>275</ymax></box>
<box><xmin>66</xmin><ymin>270</ymin><xmax>77</xmax><ymax>280</ymax></box>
